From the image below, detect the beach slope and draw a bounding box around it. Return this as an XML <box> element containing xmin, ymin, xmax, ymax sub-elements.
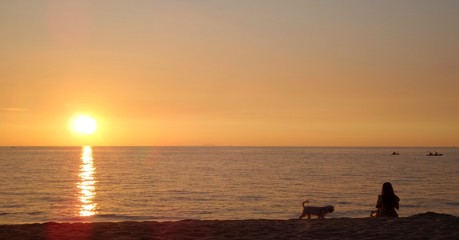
<box><xmin>0</xmin><ymin>212</ymin><xmax>457</xmax><ymax>240</ymax></box>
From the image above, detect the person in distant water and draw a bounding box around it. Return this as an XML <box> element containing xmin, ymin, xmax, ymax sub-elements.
<box><xmin>375</xmin><ymin>182</ymin><xmax>400</xmax><ymax>217</ymax></box>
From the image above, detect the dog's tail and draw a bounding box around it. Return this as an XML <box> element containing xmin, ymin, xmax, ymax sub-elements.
<box><xmin>302</xmin><ymin>200</ymin><xmax>310</xmax><ymax>207</ymax></box>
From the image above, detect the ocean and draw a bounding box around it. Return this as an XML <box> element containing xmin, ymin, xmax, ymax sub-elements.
<box><xmin>0</xmin><ymin>146</ymin><xmax>458</xmax><ymax>224</ymax></box>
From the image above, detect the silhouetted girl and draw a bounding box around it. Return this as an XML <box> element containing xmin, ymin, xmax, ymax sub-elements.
<box><xmin>375</xmin><ymin>182</ymin><xmax>400</xmax><ymax>217</ymax></box>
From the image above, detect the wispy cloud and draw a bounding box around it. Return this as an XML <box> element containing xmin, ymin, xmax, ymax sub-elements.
<box><xmin>1</xmin><ymin>107</ymin><xmax>28</xmax><ymax>112</ymax></box>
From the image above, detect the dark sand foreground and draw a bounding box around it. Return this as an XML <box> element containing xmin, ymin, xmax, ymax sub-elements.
<box><xmin>1</xmin><ymin>213</ymin><xmax>457</xmax><ymax>240</ymax></box>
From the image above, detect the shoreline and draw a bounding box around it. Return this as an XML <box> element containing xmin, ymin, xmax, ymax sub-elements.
<box><xmin>1</xmin><ymin>213</ymin><xmax>457</xmax><ymax>240</ymax></box>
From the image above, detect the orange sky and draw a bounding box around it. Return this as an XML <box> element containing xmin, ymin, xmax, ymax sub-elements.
<box><xmin>1</xmin><ymin>0</ymin><xmax>458</xmax><ymax>146</ymax></box>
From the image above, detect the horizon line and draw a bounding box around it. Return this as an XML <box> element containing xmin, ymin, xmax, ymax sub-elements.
<box><xmin>1</xmin><ymin>145</ymin><xmax>456</xmax><ymax>148</ymax></box>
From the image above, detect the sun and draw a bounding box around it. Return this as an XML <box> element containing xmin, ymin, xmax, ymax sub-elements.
<box><xmin>71</xmin><ymin>115</ymin><xmax>97</xmax><ymax>135</ymax></box>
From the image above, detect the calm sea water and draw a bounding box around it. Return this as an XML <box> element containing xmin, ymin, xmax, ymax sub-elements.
<box><xmin>0</xmin><ymin>146</ymin><xmax>458</xmax><ymax>224</ymax></box>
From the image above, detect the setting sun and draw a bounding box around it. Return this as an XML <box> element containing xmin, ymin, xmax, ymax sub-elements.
<box><xmin>71</xmin><ymin>115</ymin><xmax>97</xmax><ymax>135</ymax></box>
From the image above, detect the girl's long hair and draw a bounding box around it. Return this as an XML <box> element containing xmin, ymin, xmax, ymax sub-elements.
<box><xmin>381</xmin><ymin>182</ymin><xmax>397</xmax><ymax>208</ymax></box>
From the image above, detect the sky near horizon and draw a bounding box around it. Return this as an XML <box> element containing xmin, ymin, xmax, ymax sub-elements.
<box><xmin>1</xmin><ymin>0</ymin><xmax>458</xmax><ymax>146</ymax></box>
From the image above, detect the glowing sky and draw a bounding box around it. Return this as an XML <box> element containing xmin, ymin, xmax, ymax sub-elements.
<box><xmin>1</xmin><ymin>0</ymin><xmax>458</xmax><ymax>146</ymax></box>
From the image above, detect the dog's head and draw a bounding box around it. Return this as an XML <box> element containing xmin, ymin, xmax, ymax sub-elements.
<box><xmin>324</xmin><ymin>205</ymin><xmax>335</xmax><ymax>213</ymax></box>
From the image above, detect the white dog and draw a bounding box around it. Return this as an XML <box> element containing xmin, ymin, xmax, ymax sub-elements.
<box><xmin>299</xmin><ymin>200</ymin><xmax>335</xmax><ymax>219</ymax></box>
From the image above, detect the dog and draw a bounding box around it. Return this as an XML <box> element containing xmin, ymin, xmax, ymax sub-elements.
<box><xmin>299</xmin><ymin>200</ymin><xmax>335</xmax><ymax>219</ymax></box>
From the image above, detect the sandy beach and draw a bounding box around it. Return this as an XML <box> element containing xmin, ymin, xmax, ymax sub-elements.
<box><xmin>0</xmin><ymin>212</ymin><xmax>457</xmax><ymax>240</ymax></box>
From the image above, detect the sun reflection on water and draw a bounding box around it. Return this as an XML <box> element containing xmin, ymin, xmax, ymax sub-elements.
<box><xmin>77</xmin><ymin>146</ymin><xmax>97</xmax><ymax>217</ymax></box>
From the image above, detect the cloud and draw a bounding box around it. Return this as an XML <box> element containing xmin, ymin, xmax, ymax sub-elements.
<box><xmin>1</xmin><ymin>107</ymin><xmax>28</xmax><ymax>112</ymax></box>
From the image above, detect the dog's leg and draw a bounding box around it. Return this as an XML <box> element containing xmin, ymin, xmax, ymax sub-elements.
<box><xmin>299</xmin><ymin>212</ymin><xmax>306</xmax><ymax>220</ymax></box>
<box><xmin>318</xmin><ymin>208</ymin><xmax>325</xmax><ymax>218</ymax></box>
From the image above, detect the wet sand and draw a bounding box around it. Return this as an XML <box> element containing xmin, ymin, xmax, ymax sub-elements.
<box><xmin>0</xmin><ymin>212</ymin><xmax>457</xmax><ymax>240</ymax></box>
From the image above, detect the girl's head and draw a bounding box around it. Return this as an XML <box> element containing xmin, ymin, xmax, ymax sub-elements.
<box><xmin>382</xmin><ymin>182</ymin><xmax>395</xmax><ymax>196</ymax></box>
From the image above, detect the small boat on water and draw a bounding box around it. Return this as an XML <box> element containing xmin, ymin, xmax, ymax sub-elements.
<box><xmin>427</xmin><ymin>151</ymin><xmax>443</xmax><ymax>156</ymax></box>
<box><xmin>392</xmin><ymin>151</ymin><xmax>400</xmax><ymax>155</ymax></box>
